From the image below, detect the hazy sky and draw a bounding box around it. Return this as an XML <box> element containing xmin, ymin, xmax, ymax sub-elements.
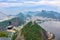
<box><xmin>0</xmin><ymin>0</ymin><xmax>60</xmax><ymax>15</ymax></box>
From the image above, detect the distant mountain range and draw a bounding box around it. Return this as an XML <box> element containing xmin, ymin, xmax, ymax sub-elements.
<box><xmin>0</xmin><ymin>10</ymin><xmax>60</xmax><ymax>21</ymax></box>
<box><xmin>25</xmin><ymin>10</ymin><xmax>60</xmax><ymax>20</ymax></box>
<box><xmin>0</xmin><ymin>10</ymin><xmax>60</xmax><ymax>30</ymax></box>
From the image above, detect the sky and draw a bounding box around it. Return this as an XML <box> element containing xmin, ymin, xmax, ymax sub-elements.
<box><xmin>0</xmin><ymin>0</ymin><xmax>60</xmax><ymax>15</ymax></box>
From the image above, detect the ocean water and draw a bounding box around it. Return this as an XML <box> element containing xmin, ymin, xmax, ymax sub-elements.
<box><xmin>39</xmin><ymin>21</ymin><xmax>60</xmax><ymax>40</ymax></box>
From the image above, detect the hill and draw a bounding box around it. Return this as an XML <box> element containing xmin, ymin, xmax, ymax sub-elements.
<box><xmin>21</xmin><ymin>22</ymin><xmax>42</xmax><ymax>40</ymax></box>
<box><xmin>0</xmin><ymin>13</ymin><xmax>25</xmax><ymax>31</ymax></box>
<box><xmin>15</xmin><ymin>21</ymin><xmax>48</xmax><ymax>40</ymax></box>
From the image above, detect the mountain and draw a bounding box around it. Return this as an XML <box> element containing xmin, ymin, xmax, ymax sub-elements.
<box><xmin>25</xmin><ymin>10</ymin><xmax>60</xmax><ymax>20</ymax></box>
<box><xmin>36</xmin><ymin>10</ymin><xmax>56</xmax><ymax>18</ymax></box>
<box><xmin>15</xmin><ymin>21</ymin><xmax>48</xmax><ymax>40</ymax></box>
<box><xmin>0</xmin><ymin>13</ymin><xmax>25</xmax><ymax>31</ymax></box>
<box><xmin>16</xmin><ymin>13</ymin><xmax>25</xmax><ymax>26</ymax></box>
<box><xmin>25</xmin><ymin>11</ymin><xmax>41</xmax><ymax>18</ymax></box>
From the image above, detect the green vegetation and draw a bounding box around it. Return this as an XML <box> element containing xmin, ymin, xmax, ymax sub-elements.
<box><xmin>21</xmin><ymin>22</ymin><xmax>42</xmax><ymax>40</ymax></box>
<box><xmin>11</xmin><ymin>21</ymin><xmax>46</xmax><ymax>40</ymax></box>
<box><xmin>0</xmin><ymin>31</ymin><xmax>8</xmax><ymax>37</ymax></box>
<box><xmin>11</xmin><ymin>31</ymin><xmax>18</xmax><ymax>40</ymax></box>
<box><xmin>11</xmin><ymin>29</ymin><xmax>19</xmax><ymax>40</ymax></box>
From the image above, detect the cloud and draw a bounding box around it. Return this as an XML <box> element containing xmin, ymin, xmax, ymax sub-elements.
<box><xmin>0</xmin><ymin>0</ymin><xmax>60</xmax><ymax>8</ymax></box>
<box><xmin>8</xmin><ymin>0</ymin><xmax>17</xmax><ymax>1</ymax></box>
<box><xmin>24</xmin><ymin>1</ymin><xmax>60</xmax><ymax>7</ymax></box>
<box><xmin>0</xmin><ymin>3</ymin><xmax>23</xmax><ymax>7</ymax></box>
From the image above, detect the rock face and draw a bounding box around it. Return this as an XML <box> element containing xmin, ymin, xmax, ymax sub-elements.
<box><xmin>41</xmin><ymin>28</ymin><xmax>48</xmax><ymax>40</ymax></box>
<box><xmin>47</xmin><ymin>32</ymin><xmax>55</xmax><ymax>40</ymax></box>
